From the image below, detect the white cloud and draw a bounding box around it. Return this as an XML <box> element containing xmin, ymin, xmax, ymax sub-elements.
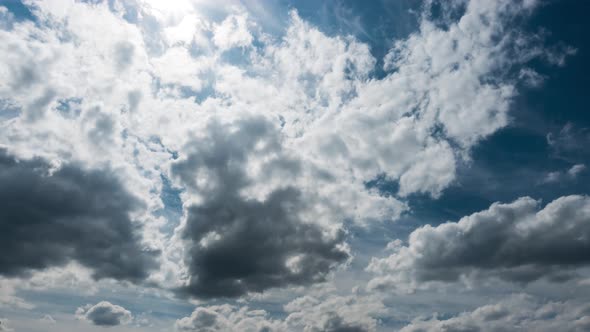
<box><xmin>76</xmin><ymin>301</ymin><xmax>133</xmax><ymax>327</ymax></box>
<box><xmin>176</xmin><ymin>292</ymin><xmax>384</xmax><ymax>332</ymax></box>
<box><xmin>213</xmin><ymin>13</ymin><xmax>254</xmax><ymax>50</ymax></box>
<box><xmin>284</xmin><ymin>293</ymin><xmax>385</xmax><ymax>332</ymax></box>
<box><xmin>175</xmin><ymin>304</ymin><xmax>281</xmax><ymax>332</ymax></box>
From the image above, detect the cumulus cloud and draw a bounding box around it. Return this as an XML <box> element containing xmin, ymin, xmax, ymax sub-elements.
<box><xmin>0</xmin><ymin>149</ymin><xmax>158</xmax><ymax>282</ymax></box>
<box><xmin>76</xmin><ymin>301</ymin><xmax>133</xmax><ymax>326</ymax></box>
<box><xmin>213</xmin><ymin>13</ymin><xmax>254</xmax><ymax>50</ymax></box>
<box><xmin>175</xmin><ymin>293</ymin><xmax>383</xmax><ymax>332</ymax></box>
<box><xmin>368</xmin><ymin>195</ymin><xmax>590</xmax><ymax>291</ymax></box>
<box><xmin>283</xmin><ymin>294</ymin><xmax>384</xmax><ymax>332</ymax></box>
<box><xmin>175</xmin><ymin>304</ymin><xmax>281</xmax><ymax>332</ymax></box>
<box><xmin>291</xmin><ymin>0</ymin><xmax>560</xmax><ymax>201</ymax></box>
<box><xmin>399</xmin><ymin>294</ymin><xmax>590</xmax><ymax>332</ymax></box>
<box><xmin>172</xmin><ymin>116</ymin><xmax>349</xmax><ymax>298</ymax></box>
<box><xmin>0</xmin><ymin>0</ymin><xmax>575</xmax><ymax>309</ymax></box>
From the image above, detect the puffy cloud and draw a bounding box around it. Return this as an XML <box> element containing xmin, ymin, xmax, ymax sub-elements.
<box><xmin>399</xmin><ymin>294</ymin><xmax>590</xmax><ymax>332</ymax></box>
<box><xmin>368</xmin><ymin>195</ymin><xmax>590</xmax><ymax>291</ymax></box>
<box><xmin>283</xmin><ymin>294</ymin><xmax>384</xmax><ymax>332</ymax></box>
<box><xmin>175</xmin><ymin>293</ymin><xmax>384</xmax><ymax>332</ymax></box>
<box><xmin>175</xmin><ymin>305</ymin><xmax>281</xmax><ymax>332</ymax></box>
<box><xmin>76</xmin><ymin>301</ymin><xmax>133</xmax><ymax>326</ymax></box>
<box><xmin>171</xmin><ymin>116</ymin><xmax>349</xmax><ymax>298</ymax></box>
<box><xmin>0</xmin><ymin>149</ymin><xmax>158</xmax><ymax>282</ymax></box>
<box><xmin>213</xmin><ymin>13</ymin><xmax>254</xmax><ymax>50</ymax></box>
<box><xmin>293</xmin><ymin>0</ymin><xmax>557</xmax><ymax>200</ymax></box>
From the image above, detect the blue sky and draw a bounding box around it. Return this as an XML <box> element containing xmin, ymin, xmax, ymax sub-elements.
<box><xmin>0</xmin><ymin>0</ymin><xmax>589</xmax><ymax>331</ymax></box>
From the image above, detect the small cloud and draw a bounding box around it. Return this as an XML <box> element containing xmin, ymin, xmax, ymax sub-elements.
<box><xmin>0</xmin><ymin>318</ymin><xmax>13</xmax><ymax>332</ymax></box>
<box><xmin>519</xmin><ymin>68</ymin><xmax>545</xmax><ymax>88</ymax></box>
<box><xmin>542</xmin><ymin>171</ymin><xmax>562</xmax><ymax>184</ymax></box>
<box><xmin>541</xmin><ymin>164</ymin><xmax>586</xmax><ymax>184</ymax></box>
<box><xmin>41</xmin><ymin>314</ymin><xmax>56</xmax><ymax>324</ymax></box>
<box><xmin>567</xmin><ymin>164</ymin><xmax>586</xmax><ymax>177</ymax></box>
<box><xmin>547</xmin><ymin>123</ymin><xmax>590</xmax><ymax>162</ymax></box>
<box><xmin>76</xmin><ymin>301</ymin><xmax>133</xmax><ymax>327</ymax></box>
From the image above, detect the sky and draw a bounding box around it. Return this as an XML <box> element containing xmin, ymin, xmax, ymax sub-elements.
<box><xmin>0</xmin><ymin>0</ymin><xmax>589</xmax><ymax>331</ymax></box>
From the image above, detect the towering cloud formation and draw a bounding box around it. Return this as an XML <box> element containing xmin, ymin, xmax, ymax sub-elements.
<box><xmin>0</xmin><ymin>149</ymin><xmax>158</xmax><ymax>282</ymax></box>
<box><xmin>172</xmin><ymin>116</ymin><xmax>349</xmax><ymax>298</ymax></box>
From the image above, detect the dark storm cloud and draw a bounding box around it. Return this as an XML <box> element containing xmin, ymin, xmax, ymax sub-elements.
<box><xmin>77</xmin><ymin>301</ymin><xmax>132</xmax><ymax>326</ymax></box>
<box><xmin>0</xmin><ymin>149</ymin><xmax>158</xmax><ymax>282</ymax></box>
<box><xmin>172</xmin><ymin>116</ymin><xmax>349</xmax><ymax>298</ymax></box>
<box><xmin>369</xmin><ymin>195</ymin><xmax>590</xmax><ymax>289</ymax></box>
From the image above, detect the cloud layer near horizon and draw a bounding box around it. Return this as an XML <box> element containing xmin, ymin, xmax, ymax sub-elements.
<box><xmin>368</xmin><ymin>195</ymin><xmax>590</xmax><ymax>291</ymax></box>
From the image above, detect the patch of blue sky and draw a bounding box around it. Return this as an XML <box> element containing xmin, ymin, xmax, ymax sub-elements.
<box><xmin>0</xmin><ymin>98</ymin><xmax>21</xmax><ymax>120</ymax></box>
<box><xmin>0</xmin><ymin>0</ymin><xmax>36</xmax><ymax>23</ymax></box>
<box><xmin>285</xmin><ymin>0</ymin><xmax>420</xmax><ymax>78</ymax></box>
<box><xmin>155</xmin><ymin>174</ymin><xmax>183</xmax><ymax>233</ymax></box>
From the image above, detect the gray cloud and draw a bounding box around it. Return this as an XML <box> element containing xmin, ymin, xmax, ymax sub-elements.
<box><xmin>315</xmin><ymin>313</ymin><xmax>368</xmax><ymax>332</ymax></box>
<box><xmin>0</xmin><ymin>149</ymin><xmax>158</xmax><ymax>282</ymax></box>
<box><xmin>175</xmin><ymin>305</ymin><xmax>280</xmax><ymax>332</ymax></box>
<box><xmin>76</xmin><ymin>301</ymin><xmax>133</xmax><ymax>326</ymax></box>
<box><xmin>399</xmin><ymin>295</ymin><xmax>590</xmax><ymax>332</ymax></box>
<box><xmin>175</xmin><ymin>307</ymin><xmax>228</xmax><ymax>332</ymax></box>
<box><xmin>0</xmin><ymin>319</ymin><xmax>9</xmax><ymax>332</ymax></box>
<box><xmin>114</xmin><ymin>41</ymin><xmax>135</xmax><ymax>71</ymax></box>
<box><xmin>368</xmin><ymin>195</ymin><xmax>590</xmax><ymax>290</ymax></box>
<box><xmin>172</xmin><ymin>116</ymin><xmax>349</xmax><ymax>298</ymax></box>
